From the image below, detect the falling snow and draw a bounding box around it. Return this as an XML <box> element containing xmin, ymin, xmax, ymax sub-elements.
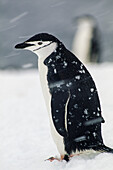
<box><xmin>90</xmin><ymin>88</ymin><xmax>94</xmax><ymax>92</ymax></box>
<box><xmin>84</xmin><ymin>109</ymin><xmax>88</xmax><ymax>115</ymax></box>
<box><xmin>54</xmin><ymin>68</ymin><xmax>57</xmax><ymax>74</ymax></box>
<box><xmin>63</xmin><ymin>61</ymin><xmax>68</xmax><ymax>68</ymax></box>
<box><xmin>97</xmin><ymin>113</ymin><xmax>100</xmax><ymax>116</ymax></box>
<box><xmin>72</xmin><ymin>61</ymin><xmax>77</xmax><ymax>64</ymax></box>
<box><xmin>93</xmin><ymin>132</ymin><xmax>97</xmax><ymax>137</ymax></box>
<box><xmin>78</xmin><ymin>88</ymin><xmax>81</xmax><ymax>91</ymax></box>
<box><xmin>56</xmin><ymin>55</ymin><xmax>61</xmax><ymax>60</ymax></box>
<box><xmin>80</xmin><ymin>64</ymin><xmax>84</xmax><ymax>69</ymax></box>
<box><xmin>73</xmin><ymin>104</ymin><xmax>78</xmax><ymax>109</ymax></box>
<box><xmin>78</xmin><ymin>70</ymin><xmax>85</xmax><ymax>74</ymax></box>
<box><xmin>48</xmin><ymin>58</ymin><xmax>52</xmax><ymax>63</ymax></box>
<box><xmin>22</xmin><ymin>63</ymin><xmax>33</xmax><ymax>69</ymax></box>
<box><xmin>10</xmin><ymin>12</ymin><xmax>28</xmax><ymax>23</ymax></box>
<box><xmin>49</xmin><ymin>80</ymin><xmax>65</xmax><ymax>88</ymax></box>
<box><xmin>75</xmin><ymin>75</ymin><xmax>80</xmax><ymax>80</ymax></box>
<box><xmin>97</xmin><ymin>107</ymin><xmax>100</xmax><ymax>111</ymax></box>
<box><xmin>51</xmin><ymin>64</ymin><xmax>55</xmax><ymax>67</ymax></box>
<box><xmin>74</xmin><ymin>135</ymin><xmax>86</xmax><ymax>142</ymax></box>
<box><xmin>72</xmin><ymin>94</ymin><xmax>76</xmax><ymax>98</ymax></box>
<box><xmin>66</xmin><ymin>82</ymin><xmax>72</xmax><ymax>87</ymax></box>
<box><xmin>69</xmin><ymin>112</ymin><xmax>72</xmax><ymax>115</ymax></box>
<box><xmin>55</xmin><ymin>119</ymin><xmax>59</xmax><ymax>123</ymax></box>
<box><xmin>84</xmin><ymin>117</ymin><xmax>103</xmax><ymax>126</ymax></box>
<box><xmin>68</xmin><ymin>122</ymin><xmax>72</xmax><ymax>125</ymax></box>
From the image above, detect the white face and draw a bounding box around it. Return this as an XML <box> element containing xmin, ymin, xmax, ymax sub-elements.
<box><xmin>24</xmin><ymin>41</ymin><xmax>57</xmax><ymax>58</ymax></box>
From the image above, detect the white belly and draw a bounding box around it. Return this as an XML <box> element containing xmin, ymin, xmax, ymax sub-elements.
<box><xmin>38</xmin><ymin>58</ymin><xmax>66</xmax><ymax>156</ymax></box>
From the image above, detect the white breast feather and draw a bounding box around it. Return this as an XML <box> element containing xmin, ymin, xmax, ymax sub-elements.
<box><xmin>36</xmin><ymin>43</ymin><xmax>66</xmax><ymax>155</ymax></box>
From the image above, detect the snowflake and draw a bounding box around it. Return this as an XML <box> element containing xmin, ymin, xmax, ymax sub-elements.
<box><xmin>90</xmin><ymin>88</ymin><xmax>94</xmax><ymax>92</ymax></box>
<box><xmin>84</xmin><ymin>109</ymin><xmax>88</xmax><ymax>115</ymax></box>
<box><xmin>75</xmin><ymin>75</ymin><xmax>80</xmax><ymax>80</ymax></box>
<box><xmin>54</xmin><ymin>69</ymin><xmax>57</xmax><ymax>74</ymax></box>
<box><xmin>74</xmin><ymin>104</ymin><xmax>78</xmax><ymax>108</ymax></box>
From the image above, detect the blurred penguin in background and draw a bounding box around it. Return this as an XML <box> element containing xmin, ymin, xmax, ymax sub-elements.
<box><xmin>72</xmin><ymin>15</ymin><xmax>101</xmax><ymax>63</ymax></box>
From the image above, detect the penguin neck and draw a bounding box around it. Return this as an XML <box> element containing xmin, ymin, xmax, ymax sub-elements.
<box><xmin>43</xmin><ymin>42</ymin><xmax>66</xmax><ymax>66</ymax></box>
<box><xmin>37</xmin><ymin>42</ymin><xmax>65</xmax><ymax>67</ymax></box>
<box><xmin>35</xmin><ymin>42</ymin><xmax>57</xmax><ymax>62</ymax></box>
<box><xmin>37</xmin><ymin>42</ymin><xmax>58</xmax><ymax>86</ymax></box>
<box><xmin>37</xmin><ymin>42</ymin><xmax>59</xmax><ymax>114</ymax></box>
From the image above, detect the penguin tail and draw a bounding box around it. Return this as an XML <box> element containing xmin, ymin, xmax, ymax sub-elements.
<box><xmin>93</xmin><ymin>144</ymin><xmax>113</xmax><ymax>153</ymax></box>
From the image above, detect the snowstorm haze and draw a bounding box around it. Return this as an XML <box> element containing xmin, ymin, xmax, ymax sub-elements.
<box><xmin>0</xmin><ymin>0</ymin><xmax>113</xmax><ymax>69</ymax></box>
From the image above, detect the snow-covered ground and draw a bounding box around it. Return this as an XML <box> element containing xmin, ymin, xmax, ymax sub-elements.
<box><xmin>0</xmin><ymin>63</ymin><xmax>113</xmax><ymax>170</ymax></box>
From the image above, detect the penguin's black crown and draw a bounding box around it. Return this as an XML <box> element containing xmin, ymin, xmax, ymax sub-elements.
<box><xmin>15</xmin><ymin>33</ymin><xmax>62</xmax><ymax>49</ymax></box>
<box><xmin>26</xmin><ymin>33</ymin><xmax>60</xmax><ymax>43</ymax></box>
<box><xmin>15</xmin><ymin>33</ymin><xmax>61</xmax><ymax>49</ymax></box>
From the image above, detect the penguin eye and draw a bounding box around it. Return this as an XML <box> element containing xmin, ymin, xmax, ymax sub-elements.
<box><xmin>38</xmin><ymin>42</ymin><xmax>43</xmax><ymax>45</ymax></box>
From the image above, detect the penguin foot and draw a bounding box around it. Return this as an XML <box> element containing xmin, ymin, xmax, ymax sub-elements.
<box><xmin>61</xmin><ymin>154</ymin><xmax>79</xmax><ymax>161</ymax></box>
<box><xmin>45</xmin><ymin>155</ymin><xmax>70</xmax><ymax>162</ymax></box>
<box><xmin>45</xmin><ymin>157</ymin><xmax>59</xmax><ymax>162</ymax></box>
<box><xmin>58</xmin><ymin>155</ymin><xmax>69</xmax><ymax>162</ymax></box>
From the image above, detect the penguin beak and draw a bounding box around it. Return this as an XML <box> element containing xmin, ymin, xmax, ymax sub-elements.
<box><xmin>15</xmin><ymin>42</ymin><xmax>34</xmax><ymax>49</ymax></box>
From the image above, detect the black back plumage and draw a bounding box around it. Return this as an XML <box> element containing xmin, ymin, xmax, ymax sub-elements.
<box><xmin>44</xmin><ymin>42</ymin><xmax>105</xmax><ymax>154</ymax></box>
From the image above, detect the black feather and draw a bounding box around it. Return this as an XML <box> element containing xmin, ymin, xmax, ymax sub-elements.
<box><xmin>44</xmin><ymin>41</ymin><xmax>109</xmax><ymax>154</ymax></box>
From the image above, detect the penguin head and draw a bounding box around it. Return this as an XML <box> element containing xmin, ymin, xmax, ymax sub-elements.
<box><xmin>75</xmin><ymin>14</ymin><xmax>97</xmax><ymax>30</ymax></box>
<box><xmin>15</xmin><ymin>33</ymin><xmax>61</xmax><ymax>58</ymax></box>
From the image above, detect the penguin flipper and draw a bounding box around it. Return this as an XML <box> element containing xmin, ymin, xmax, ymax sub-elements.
<box><xmin>51</xmin><ymin>89</ymin><xmax>69</xmax><ymax>137</ymax></box>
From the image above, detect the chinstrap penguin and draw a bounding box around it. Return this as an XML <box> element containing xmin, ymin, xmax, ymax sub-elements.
<box><xmin>72</xmin><ymin>14</ymin><xmax>101</xmax><ymax>63</ymax></box>
<box><xmin>15</xmin><ymin>33</ymin><xmax>113</xmax><ymax>161</ymax></box>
